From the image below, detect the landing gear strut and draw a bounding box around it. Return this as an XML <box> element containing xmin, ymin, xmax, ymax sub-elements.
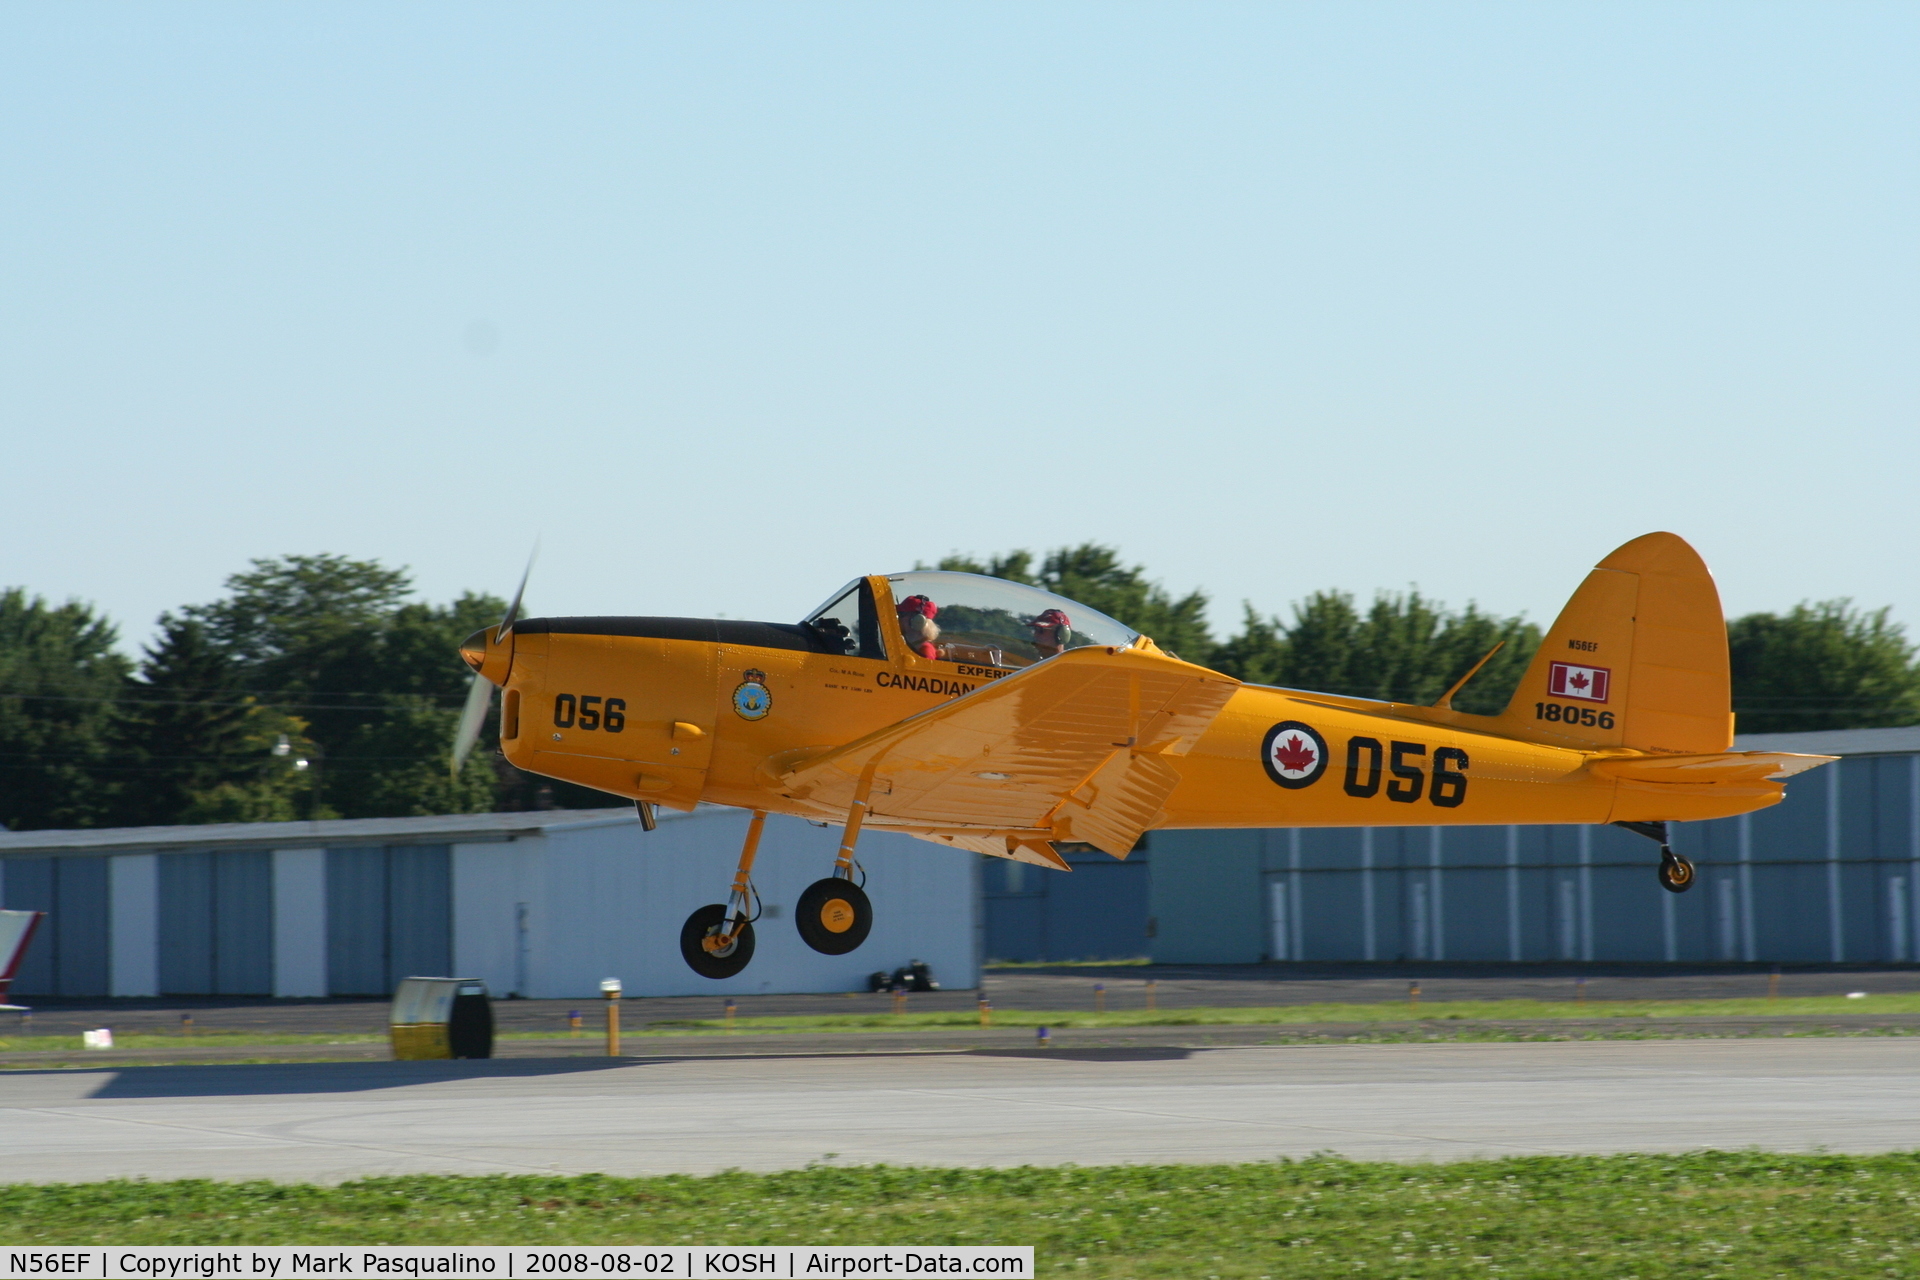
<box><xmin>679</xmin><ymin>811</ymin><xmax>766</xmax><ymax>979</ymax></box>
<box><xmin>1614</xmin><ymin>821</ymin><xmax>1695</xmax><ymax>894</ymax></box>
<box><xmin>797</xmin><ymin>768</ymin><xmax>876</xmax><ymax>955</ymax></box>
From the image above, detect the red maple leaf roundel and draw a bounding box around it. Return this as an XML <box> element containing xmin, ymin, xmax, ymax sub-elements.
<box><xmin>1262</xmin><ymin>720</ymin><xmax>1328</xmax><ymax>789</ymax></box>
<box><xmin>1272</xmin><ymin>733</ymin><xmax>1318</xmax><ymax>774</ymax></box>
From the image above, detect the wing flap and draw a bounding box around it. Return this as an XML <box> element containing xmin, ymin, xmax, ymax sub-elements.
<box><xmin>1055</xmin><ymin>751</ymin><xmax>1183</xmax><ymax>857</ymax></box>
<box><xmin>903</xmin><ymin>829</ymin><xmax>1071</xmax><ymax>869</ymax></box>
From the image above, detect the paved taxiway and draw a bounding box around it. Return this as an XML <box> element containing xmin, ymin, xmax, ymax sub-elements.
<box><xmin>5</xmin><ymin>1038</ymin><xmax>1917</xmax><ymax>1183</ymax></box>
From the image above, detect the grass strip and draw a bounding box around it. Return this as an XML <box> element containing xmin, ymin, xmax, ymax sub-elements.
<box><xmin>641</xmin><ymin>993</ymin><xmax>1920</xmax><ymax>1033</ymax></box>
<box><xmin>3</xmin><ymin>994</ymin><xmax>1916</xmax><ymax>1052</ymax></box>
<box><xmin>5</xmin><ymin>1152</ymin><xmax>1920</xmax><ymax>1276</ymax></box>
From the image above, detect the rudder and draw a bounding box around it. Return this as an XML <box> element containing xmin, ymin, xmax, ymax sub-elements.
<box><xmin>1493</xmin><ymin>532</ymin><xmax>1732</xmax><ymax>755</ymax></box>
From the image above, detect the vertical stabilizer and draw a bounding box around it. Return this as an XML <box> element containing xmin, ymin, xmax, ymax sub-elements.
<box><xmin>1493</xmin><ymin>532</ymin><xmax>1732</xmax><ymax>755</ymax></box>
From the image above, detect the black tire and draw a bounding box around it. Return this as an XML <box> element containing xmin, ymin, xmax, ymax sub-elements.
<box><xmin>1657</xmin><ymin>851</ymin><xmax>1696</xmax><ymax>894</ymax></box>
<box><xmin>679</xmin><ymin>903</ymin><xmax>755</xmax><ymax>978</ymax></box>
<box><xmin>796</xmin><ymin>877</ymin><xmax>873</xmax><ymax>955</ymax></box>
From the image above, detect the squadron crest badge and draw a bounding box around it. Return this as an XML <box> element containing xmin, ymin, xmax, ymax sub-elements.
<box><xmin>732</xmin><ymin>669</ymin><xmax>772</xmax><ymax>721</ymax></box>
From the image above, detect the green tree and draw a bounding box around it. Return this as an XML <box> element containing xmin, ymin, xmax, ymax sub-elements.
<box><xmin>330</xmin><ymin>695</ymin><xmax>502</xmax><ymax>818</ymax></box>
<box><xmin>1729</xmin><ymin>600</ymin><xmax>1920</xmax><ymax>733</ymax></box>
<box><xmin>108</xmin><ymin>616</ymin><xmax>312</xmax><ymax>827</ymax></box>
<box><xmin>1208</xmin><ymin>604</ymin><xmax>1291</xmax><ymax>686</ymax></box>
<box><xmin>0</xmin><ymin>590</ymin><xmax>130</xmax><ymax>830</ymax></box>
<box><xmin>1210</xmin><ymin>590</ymin><xmax>1538</xmax><ymax>714</ymax></box>
<box><xmin>936</xmin><ymin>543</ymin><xmax>1215</xmax><ymax>660</ymax></box>
<box><xmin>180</xmin><ymin>557</ymin><xmax>509</xmax><ymax>818</ymax></box>
<box><xmin>183</xmin><ymin>554</ymin><xmax>411</xmax><ymax>694</ymax></box>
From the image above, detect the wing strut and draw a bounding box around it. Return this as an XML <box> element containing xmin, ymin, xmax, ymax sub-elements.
<box><xmin>833</xmin><ymin>756</ymin><xmax>885</xmax><ymax>880</ymax></box>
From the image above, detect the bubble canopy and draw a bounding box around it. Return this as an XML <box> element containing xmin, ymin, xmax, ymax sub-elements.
<box><xmin>805</xmin><ymin>571</ymin><xmax>1139</xmax><ymax>670</ymax></box>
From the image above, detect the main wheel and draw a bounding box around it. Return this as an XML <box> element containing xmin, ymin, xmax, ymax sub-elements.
<box><xmin>679</xmin><ymin>904</ymin><xmax>755</xmax><ymax>978</ymax></box>
<box><xmin>1657</xmin><ymin>851</ymin><xmax>1696</xmax><ymax>894</ymax></box>
<box><xmin>795</xmin><ymin>877</ymin><xmax>873</xmax><ymax>955</ymax></box>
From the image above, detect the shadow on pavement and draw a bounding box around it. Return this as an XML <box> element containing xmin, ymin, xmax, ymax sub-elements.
<box><xmin>64</xmin><ymin>1057</ymin><xmax>642</xmax><ymax>1099</ymax></box>
<box><xmin>964</xmin><ymin>1046</ymin><xmax>1195</xmax><ymax>1062</ymax></box>
<box><xmin>25</xmin><ymin>1041</ymin><xmax>1216</xmax><ymax>1099</ymax></box>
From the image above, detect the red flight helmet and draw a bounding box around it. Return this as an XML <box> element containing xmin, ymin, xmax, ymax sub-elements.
<box><xmin>897</xmin><ymin>594</ymin><xmax>938</xmax><ymax>620</ymax></box>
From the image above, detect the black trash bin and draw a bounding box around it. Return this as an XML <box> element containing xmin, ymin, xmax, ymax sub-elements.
<box><xmin>391</xmin><ymin>977</ymin><xmax>494</xmax><ymax>1060</ymax></box>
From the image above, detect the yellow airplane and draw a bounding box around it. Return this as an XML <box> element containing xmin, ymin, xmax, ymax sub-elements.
<box><xmin>453</xmin><ymin>532</ymin><xmax>1834</xmax><ymax>979</ymax></box>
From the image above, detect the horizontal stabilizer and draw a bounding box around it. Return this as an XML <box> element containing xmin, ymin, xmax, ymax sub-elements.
<box><xmin>1592</xmin><ymin>751</ymin><xmax>1836</xmax><ymax>790</ymax></box>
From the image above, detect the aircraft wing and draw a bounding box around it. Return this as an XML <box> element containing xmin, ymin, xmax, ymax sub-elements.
<box><xmin>779</xmin><ymin>644</ymin><xmax>1239</xmax><ymax>858</ymax></box>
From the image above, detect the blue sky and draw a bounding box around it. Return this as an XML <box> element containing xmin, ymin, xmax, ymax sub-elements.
<box><xmin>3</xmin><ymin>3</ymin><xmax>1914</xmax><ymax>648</ymax></box>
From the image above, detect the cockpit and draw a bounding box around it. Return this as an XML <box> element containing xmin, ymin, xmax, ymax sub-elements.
<box><xmin>803</xmin><ymin>571</ymin><xmax>1139</xmax><ymax>669</ymax></box>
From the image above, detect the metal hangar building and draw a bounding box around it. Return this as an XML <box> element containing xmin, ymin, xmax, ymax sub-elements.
<box><xmin>1144</xmin><ymin>727</ymin><xmax>1920</xmax><ymax>967</ymax></box>
<box><xmin>0</xmin><ymin>807</ymin><xmax>979</xmax><ymax>1000</ymax></box>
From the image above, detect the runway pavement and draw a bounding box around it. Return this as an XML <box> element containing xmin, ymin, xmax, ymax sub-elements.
<box><xmin>5</xmin><ymin>1036</ymin><xmax>1918</xmax><ymax>1184</ymax></box>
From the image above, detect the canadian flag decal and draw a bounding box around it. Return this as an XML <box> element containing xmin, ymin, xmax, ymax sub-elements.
<box><xmin>1548</xmin><ymin>661</ymin><xmax>1611</xmax><ymax>703</ymax></box>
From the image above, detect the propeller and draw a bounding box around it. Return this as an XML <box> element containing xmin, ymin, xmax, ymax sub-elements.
<box><xmin>451</xmin><ymin>547</ymin><xmax>537</xmax><ymax>776</ymax></box>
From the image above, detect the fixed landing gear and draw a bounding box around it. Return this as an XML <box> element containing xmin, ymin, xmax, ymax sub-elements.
<box><xmin>1614</xmin><ymin>820</ymin><xmax>1696</xmax><ymax>894</ymax></box>
<box><xmin>680</xmin><ymin>904</ymin><xmax>755</xmax><ymax>978</ymax></box>
<box><xmin>1657</xmin><ymin>848</ymin><xmax>1696</xmax><ymax>894</ymax></box>
<box><xmin>677</xmin><ymin>779</ymin><xmax>884</xmax><ymax>976</ymax></box>
<box><xmin>797</xmin><ymin>768</ymin><xmax>877</xmax><ymax>956</ymax></box>
<box><xmin>679</xmin><ymin>811</ymin><xmax>766</xmax><ymax>979</ymax></box>
<box><xmin>797</xmin><ymin>877</ymin><xmax>872</xmax><ymax>954</ymax></box>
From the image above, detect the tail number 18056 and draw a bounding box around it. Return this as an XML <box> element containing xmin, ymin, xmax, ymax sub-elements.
<box><xmin>1536</xmin><ymin>701</ymin><xmax>1614</xmax><ymax>729</ymax></box>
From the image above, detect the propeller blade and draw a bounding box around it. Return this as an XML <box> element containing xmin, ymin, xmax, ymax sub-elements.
<box><xmin>495</xmin><ymin>543</ymin><xmax>538</xmax><ymax>643</ymax></box>
<box><xmin>453</xmin><ymin>544</ymin><xmax>537</xmax><ymax>776</ymax></box>
<box><xmin>450</xmin><ymin>671</ymin><xmax>495</xmax><ymax>777</ymax></box>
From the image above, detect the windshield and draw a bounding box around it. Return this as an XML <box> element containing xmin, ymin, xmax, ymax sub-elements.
<box><xmin>801</xmin><ymin>578</ymin><xmax>886</xmax><ymax>659</ymax></box>
<box><xmin>884</xmin><ymin>571</ymin><xmax>1139</xmax><ymax>668</ymax></box>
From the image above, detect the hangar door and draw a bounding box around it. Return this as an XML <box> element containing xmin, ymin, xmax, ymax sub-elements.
<box><xmin>0</xmin><ymin>855</ymin><xmax>109</xmax><ymax>997</ymax></box>
<box><xmin>983</xmin><ymin>841</ymin><xmax>1152</xmax><ymax>962</ymax></box>
<box><xmin>159</xmin><ymin>850</ymin><xmax>273</xmax><ymax>995</ymax></box>
<box><xmin>326</xmin><ymin>845</ymin><xmax>451</xmax><ymax>996</ymax></box>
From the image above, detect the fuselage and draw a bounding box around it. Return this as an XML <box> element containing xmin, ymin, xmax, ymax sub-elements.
<box><xmin>492</xmin><ymin>611</ymin><xmax>1785</xmax><ymax>837</ymax></box>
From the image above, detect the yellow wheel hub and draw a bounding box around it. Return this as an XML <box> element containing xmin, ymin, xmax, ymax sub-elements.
<box><xmin>820</xmin><ymin>898</ymin><xmax>856</xmax><ymax>933</ymax></box>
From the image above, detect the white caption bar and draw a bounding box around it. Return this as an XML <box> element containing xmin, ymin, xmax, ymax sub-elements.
<box><xmin>0</xmin><ymin>1248</ymin><xmax>1032</xmax><ymax>1280</ymax></box>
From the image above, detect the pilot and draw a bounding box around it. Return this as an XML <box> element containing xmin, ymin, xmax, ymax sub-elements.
<box><xmin>1028</xmin><ymin>608</ymin><xmax>1071</xmax><ymax>659</ymax></box>
<box><xmin>897</xmin><ymin>594</ymin><xmax>941</xmax><ymax>660</ymax></box>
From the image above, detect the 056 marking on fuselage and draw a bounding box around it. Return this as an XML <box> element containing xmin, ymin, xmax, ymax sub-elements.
<box><xmin>552</xmin><ymin>694</ymin><xmax>626</xmax><ymax>732</ymax></box>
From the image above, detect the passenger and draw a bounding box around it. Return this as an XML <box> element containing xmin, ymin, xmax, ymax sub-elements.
<box><xmin>897</xmin><ymin>594</ymin><xmax>941</xmax><ymax>660</ymax></box>
<box><xmin>1028</xmin><ymin>608</ymin><xmax>1071</xmax><ymax>659</ymax></box>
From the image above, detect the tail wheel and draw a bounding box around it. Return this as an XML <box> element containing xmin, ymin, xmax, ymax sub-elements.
<box><xmin>679</xmin><ymin>903</ymin><xmax>755</xmax><ymax>978</ymax></box>
<box><xmin>796</xmin><ymin>877</ymin><xmax>873</xmax><ymax>955</ymax></box>
<box><xmin>1657</xmin><ymin>850</ymin><xmax>1696</xmax><ymax>894</ymax></box>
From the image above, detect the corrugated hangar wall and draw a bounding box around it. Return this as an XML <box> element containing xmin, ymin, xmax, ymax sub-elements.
<box><xmin>0</xmin><ymin>808</ymin><xmax>980</xmax><ymax>1000</ymax></box>
<box><xmin>1148</xmin><ymin>737</ymin><xmax>1920</xmax><ymax>966</ymax></box>
<box><xmin>157</xmin><ymin>850</ymin><xmax>274</xmax><ymax>995</ymax></box>
<box><xmin>982</xmin><ymin>840</ymin><xmax>1152</xmax><ymax>963</ymax></box>
<box><xmin>324</xmin><ymin>846</ymin><xmax>454</xmax><ymax>997</ymax></box>
<box><xmin>0</xmin><ymin>855</ymin><xmax>109</xmax><ymax>996</ymax></box>
<box><xmin>10</xmin><ymin>731</ymin><xmax>1916</xmax><ymax>987</ymax></box>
